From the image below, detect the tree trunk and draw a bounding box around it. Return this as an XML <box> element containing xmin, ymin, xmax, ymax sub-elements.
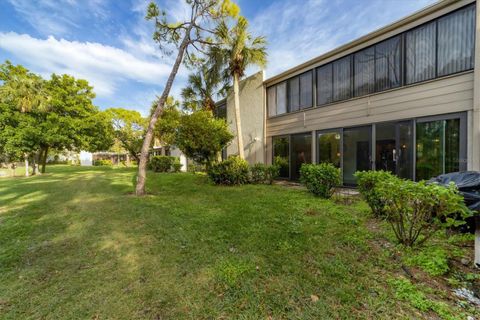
<box><xmin>24</xmin><ymin>153</ymin><xmax>29</xmax><ymax>177</ymax></box>
<box><xmin>233</xmin><ymin>73</ymin><xmax>244</xmax><ymax>159</ymax></box>
<box><xmin>41</xmin><ymin>146</ymin><xmax>49</xmax><ymax>174</ymax></box>
<box><xmin>135</xmin><ymin>30</ymin><xmax>192</xmax><ymax>196</ymax></box>
<box><xmin>32</xmin><ymin>153</ymin><xmax>37</xmax><ymax>176</ymax></box>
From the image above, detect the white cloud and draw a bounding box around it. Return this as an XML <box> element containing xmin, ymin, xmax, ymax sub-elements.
<box><xmin>250</xmin><ymin>0</ymin><xmax>437</xmax><ymax>79</ymax></box>
<box><xmin>6</xmin><ymin>0</ymin><xmax>109</xmax><ymax>36</ymax></box>
<box><xmin>0</xmin><ymin>32</ymin><xmax>172</xmax><ymax>97</ymax></box>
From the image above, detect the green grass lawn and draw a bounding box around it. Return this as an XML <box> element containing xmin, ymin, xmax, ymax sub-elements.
<box><xmin>0</xmin><ymin>166</ymin><xmax>478</xmax><ymax>319</ymax></box>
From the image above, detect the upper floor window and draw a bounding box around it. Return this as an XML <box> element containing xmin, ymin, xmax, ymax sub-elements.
<box><xmin>354</xmin><ymin>46</ymin><xmax>375</xmax><ymax>96</ymax></box>
<box><xmin>287</xmin><ymin>71</ymin><xmax>313</xmax><ymax>112</ymax></box>
<box><xmin>437</xmin><ymin>4</ymin><xmax>475</xmax><ymax>77</ymax></box>
<box><xmin>267</xmin><ymin>81</ymin><xmax>287</xmax><ymax>117</ymax></box>
<box><xmin>406</xmin><ymin>21</ymin><xmax>436</xmax><ymax>84</ymax></box>
<box><xmin>268</xmin><ymin>3</ymin><xmax>475</xmax><ymax>118</ymax></box>
<box><xmin>316</xmin><ymin>64</ymin><xmax>333</xmax><ymax>105</ymax></box>
<box><xmin>299</xmin><ymin>71</ymin><xmax>313</xmax><ymax>109</ymax></box>
<box><xmin>375</xmin><ymin>36</ymin><xmax>401</xmax><ymax>91</ymax></box>
<box><xmin>333</xmin><ymin>56</ymin><xmax>351</xmax><ymax>101</ymax></box>
<box><xmin>288</xmin><ymin>76</ymin><xmax>300</xmax><ymax>112</ymax></box>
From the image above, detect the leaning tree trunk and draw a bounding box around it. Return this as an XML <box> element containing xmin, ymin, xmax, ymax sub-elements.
<box><xmin>135</xmin><ymin>31</ymin><xmax>192</xmax><ymax>196</ymax></box>
<box><xmin>233</xmin><ymin>73</ymin><xmax>244</xmax><ymax>159</ymax></box>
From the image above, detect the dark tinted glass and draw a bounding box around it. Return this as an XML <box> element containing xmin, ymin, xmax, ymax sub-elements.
<box><xmin>273</xmin><ymin>136</ymin><xmax>290</xmax><ymax>178</ymax></box>
<box><xmin>300</xmin><ymin>71</ymin><xmax>313</xmax><ymax>109</ymax></box>
<box><xmin>354</xmin><ymin>47</ymin><xmax>375</xmax><ymax>96</ymax></box>
<box><xmin>375</xmin><ymin>36</ymin><xmax>401</xmax><ymax>91</ymax></box>
<box><xmin>406</xmin><ymin>21</ymin><xmax>436</xmax><ymax>84</ymax></box>
<box><xmin>333</xmin><ymin>56</ymin><xmax>351</xmax><ymax>101</ymax></box>
<box><xmin>437</xmin><ymin>4</ymin><xmax>475</xmax><ymax>76</ymax></box>
<box><xmin>290</xmin><ymin>133</ymin><xmax>312</xmax><ymax>180</ymax></box>
<box><xmin>316</xmin><ymin>64</ymin><xmax>333</xmax><ymax>105</ymax></box>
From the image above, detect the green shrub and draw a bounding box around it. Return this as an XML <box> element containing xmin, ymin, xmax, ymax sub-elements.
<box><xmin>94</xmin><ymin>159</ymin><xmax>112</xmax><ymax>166</ymax></box>
<box><xmin>355</xmin><ymin>170</ymin><xmax>394</xmax><ymax>217</ymax></box>
<box><xmin>172</xmin><ymin>159</ymin><xmax>182</xmax><ymax>173</ymax></box>
<box><xmin>377</xmin><ymin>177</ymin><xmax>471</xmax><ymax>246</ymax></box>
<box><xmin>148</xmin><ymin>156</ymin><xmax>176</xmax><ymax>172</ymax></box>
<box><xmin>299</xmin><ymin>163</ymin><xmax>341</xmax><ymax>198</ymax></box>
<box><xmin>207</xmin><ymin>156</ymin><xmax>250</xmax><ymax>185</ymax></box>
<box><xmin>250</xmin><ymin>163</ymin><xmax>280</xmax><ymax>184</ymax></box>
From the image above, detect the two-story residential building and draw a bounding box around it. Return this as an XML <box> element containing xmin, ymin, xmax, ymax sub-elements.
<box><xmin>220</xmin><ymin>0</ymin><xmax>479</xmax><ymax>185</ymax></box>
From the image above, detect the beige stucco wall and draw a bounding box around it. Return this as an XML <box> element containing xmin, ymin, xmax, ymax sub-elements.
<box><xmin>226</xmin><ymin>71</ymin><xmax>265</xmax><ymax>165</ymax></box>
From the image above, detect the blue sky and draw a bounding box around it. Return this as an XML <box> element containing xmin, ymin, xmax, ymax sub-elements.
<box><xmin>0</xmin><ymin>0</ymin><xmax>436</xmax><ymax>115</ymax></box>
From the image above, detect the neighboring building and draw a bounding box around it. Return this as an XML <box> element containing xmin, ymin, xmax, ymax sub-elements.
<box><xmin>221</xmin><ymin>0</ymin><xmax>480</xmax><ymax>185</ymax></box>
<box><xmin>79</xmin><ymin>151</ymin><xmax>93</xmax><ymax>166</ymax></box>
<box><xmin>150</xmin><ymin>138</ymin><xmax>188</xmax><ymax>172</ymax></box>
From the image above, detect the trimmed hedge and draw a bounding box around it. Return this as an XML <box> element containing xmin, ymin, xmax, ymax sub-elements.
<box><xmin>300</xmin><ymin>163</ymin><xmax>341</xmax><ymax>198</ymax></box>
<box><xmin>94</xmin><ymin>159</ymin><xmax>113</xmax><ymax>166</ymax></box>
<box><xmin>148</xmin><ymin>156</ymin><xmax>180</xmax><ymax>173</ymax></box>
<box><xmin>207</xmin><ymin>156</ymin><xmax>250</xmax><ymax>185</ymax></box>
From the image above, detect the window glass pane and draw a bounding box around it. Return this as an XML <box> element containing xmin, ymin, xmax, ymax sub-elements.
<box><xmin>438</xmin><ymin>5</ymin><xmax>475</xmax><ymax>77</ymax></box>
<box><xmin>398</xmin><ymin>121</ymin><xmax>414</xmax><ymax>180</ymax></box>
<box><xmin>267</xmin><ymin>86</ymin><xmax>276</xmax><ymax>117</ymax></box>
<box><xmin>300</xmin><ymin>71</ymin><xmax>313</xmax><ymax>109</ymax></box>
<box><xmin>333</xmin><ymin>56</ymin><xmax>351</xmax><ymax>101</ymax></box>
<box><xmin>445</xmin><ymin>119</ymin><xmax>460</xmax><ymax>174</ymax></box>
<box><xmin>354</xmin><ymin>47</ymin><xmax>375</xmax><ymax>96</ymax></box>
<box><xmin>406</xmin><ymin>21</ymin><xmax>436</xmax><ymax>84</ymax></box>
<box><xmin>276</xmin><ymin>82</ymin><xmax>287</xmax><ymax>115</ymax></box>
<box><xmin>273</xmin><ymin>136</ymin><xmax>290</xmax><ymax>178</ymax></box>
<box><xmin>375</xmin><ymin>36</ymin><xmax>401</xmax><ymax>91</ymax></box>
<box><xmin>343</xmin><ymin>126</ymin><xmax>371</xmax><ymax>185</ymax></box>
<box><xmin>215</xmin><ymin>103</ymin><xmax>227</xmax><ymax>119</ymax></box>
<box><xmin>288</xmin><ymin>77</ymin><xmax>300</xmax><ymax>112</ymax></box>
<box><xmin>415</xmin><ymin>118</ymin><xmax>460</xmax><ymax>180</ymax></box>
<box><xmin>375</xmin><ymin>123</ymin><xmax>396</xmax><ymax>174</ymax></box>
<box><xmin>290</xmin><ymin>133</ymin><xmax>312</xmax><ymax>180</ymax></box>
<box><xmin>316</xmin><ymin>64</ymin><xmax>333</xmax><ymax>105</ymax></box>
<box><xmin>318</xmin><ymin>131</ymin><xmax>341</xmax><ymax>168</ymax></box>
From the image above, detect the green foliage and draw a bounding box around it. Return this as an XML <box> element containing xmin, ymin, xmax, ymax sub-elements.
<box><xmin>172</xmin><ymin>158</ymin><xmax>182</xmax><ymax>173</ymax></box>
<box><xmin>94</xmin><ymin>159</ymin><xmax>113</xmax><ymax>166</ymax></box>
<box><xmin>181</xmin><ymin>65</ymin><xmax>220</xmax><ymax>112</ymax></box>
<box><xmin>300</xmin><ymin>163</ymin><xmax>341</xmax><ymax>199</ymax></box>
<box><xmin>207</xmin><ymin>156</ymin><xmax>249</xmax><ymax>185</ymax></box>
<box><xmin>376</xmin><ymin>177</ymin><xmax>471</xmax><ymax>246</ymax></box>
<box><xmin>149</xmin><ymin>156</ymin><xmax>177</xmax><ymax>172</ymax></box>
<box><xmin>405</xmin><ymin>247</ymin><xmax>449</xmax><ymax>276</ymax></box>
<box><xmin>355</xmin><ymin>170</ymin><xmax>394</xmax><ymax>217</ymax></box>
<box><xmin>153</xmin><ymin>97</ymin><xmax>181</xmax><ymax>147</ymax></box>
<box><xmin>0</xmin><ymin>62</ymin><xmax>114</xmax><ymax>171</ymax></box>
<box><xmin>249</xmin><ymin>163</ymin><xmax>279</xmax><ymax>184</ymax></box>
<box><xmin>390</xmin><ymin>278</ymin><xmax>460</xmax><ymax>320</ymax></box>
<box><xmin>105</xmin><ymin>108</ymin><xmax>147</xmax><ymax>162</ymax></box>
<box><xmin>176</xmin><ymin>110</ymin><xmax>233</xmax><ymax>166</ymax></box>
<box><xmin>274</xmin><ymin>155</ymin><xmax>288</xmax><ymax>174</ymax></box>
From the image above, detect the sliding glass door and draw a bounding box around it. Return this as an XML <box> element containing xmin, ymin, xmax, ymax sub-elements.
<box><xmin>375</xmin><ymin>121</ymin><xmax>414</xmax><ymax>179</ymax></box>
<box><xmin>343</xmin><ymin>126</ymin><xmax>372</xmax><ymax>185</ymax></box>
<box><xmin>290</xmin><ymin>133</ymin><xmax>312</xmax><ymax>180</ymax></box>
<box><xmin>416</xmin><ymin>114</ymin><xmax>466</xmax><ymax>181</ymax></box>
<box><xmin>317</xmin><ymin>130</ymin><xmax>342</xmax><ymax>168</ymax></box>
<box><xmin>273</xmin><ymin>136</ymin><xmax>290</xmax><ymax>179</ymax></box>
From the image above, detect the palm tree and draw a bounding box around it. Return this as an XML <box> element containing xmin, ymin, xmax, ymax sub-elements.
<box><xmin>181</xmin><ymin>64</ymin><xmax>221</xmax><ymax>112</ymax></box>
<box><xmin>209</xmin><ymin>16</ymin><xmax>267</xmax><ymax>159</ymax></box>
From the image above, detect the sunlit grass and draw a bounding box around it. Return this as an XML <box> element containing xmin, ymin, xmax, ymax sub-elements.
<box><xmin>0</xmin><ymin>165</ymin><xmax>475</xmax><ymax>319</ymax></box>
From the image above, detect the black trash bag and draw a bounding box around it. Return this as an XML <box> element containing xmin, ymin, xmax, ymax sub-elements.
<box><xmin>429</xmin><ymin>171</ymin><xmax>480</xmax><ymax>233</ymax></box>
